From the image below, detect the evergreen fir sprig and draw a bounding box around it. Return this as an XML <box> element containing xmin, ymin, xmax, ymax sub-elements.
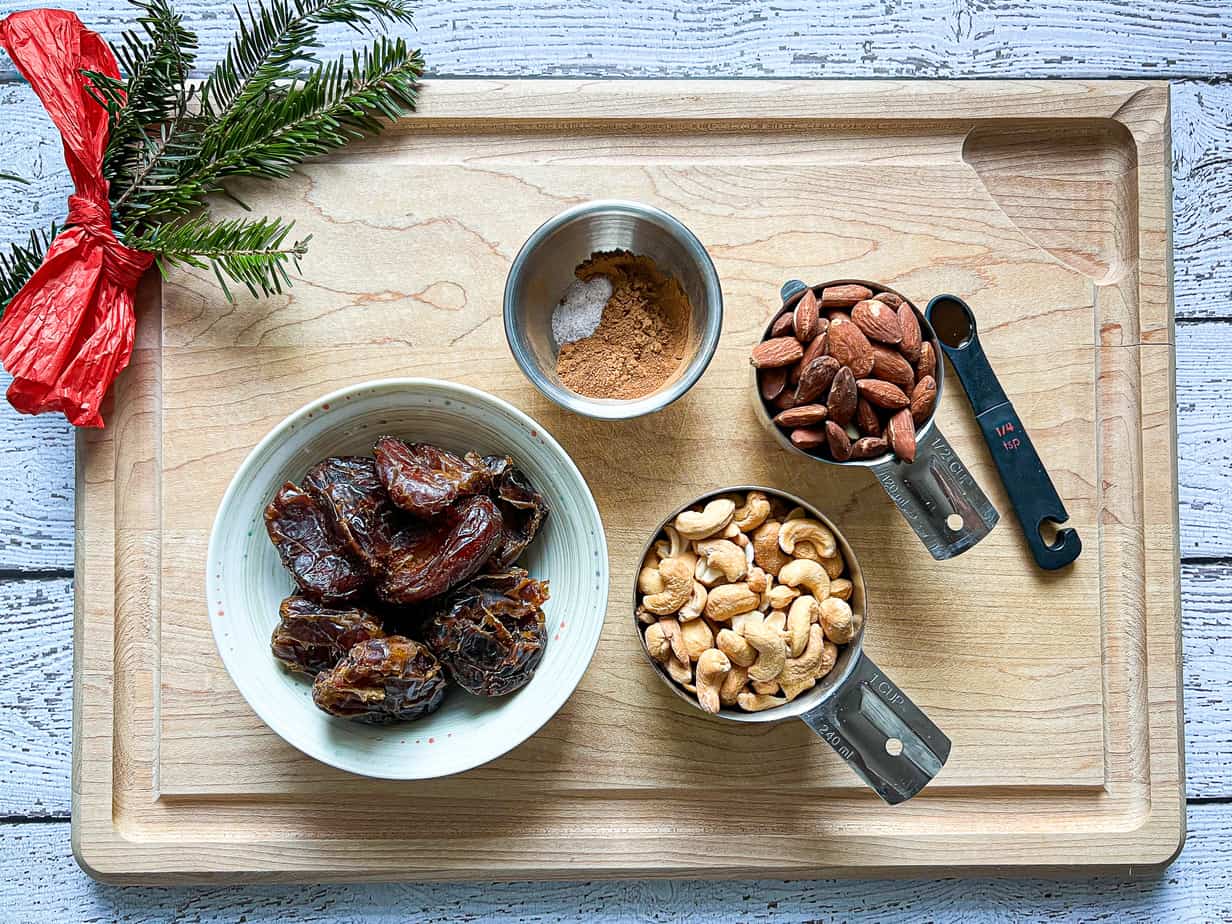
<box><xmin>0</xmin><ymin>224</ymin><xmax>58</xmax><ymax>316</ymax></box>
<box><xmin>129</xmin><ymin>214</ymin><xmax>310</xmax><ymax>301</ymax></box>
<box><xmin>200</xmin><ymin>0</ymin><xmax>416</xmax><ymax>123</ymax></box>
<box><xmin>0</xmin><ymin>0</ymin><xmax>422</xmax><ymax>304</ymax></box>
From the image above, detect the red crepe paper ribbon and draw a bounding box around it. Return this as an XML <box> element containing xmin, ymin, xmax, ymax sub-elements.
<box><xmin>0</xmin><ymin>9</ymin><xmax>153</xmax><ymax>428</ymax></box>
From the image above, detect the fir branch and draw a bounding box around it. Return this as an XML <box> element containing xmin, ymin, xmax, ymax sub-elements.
<box><xmin>87</xmin><ymin>0</ymin><xmax>199</xmax><ymax>203</ymax></box>
<box><xmin>0</xmin><ymin>224</ymin><xmax>59</xmax><ymax>316</ymax></box>
<box><xmin>127</xmin><ymin>214</ymin><xmax>310</xmax><ymax>301</ymax></box>
<box><xmin>201</xmin><ymin>0</ymin><xmax>416</xmax><ymax>123</ymax></box>
<box><xmin>121</xmin><ymin>36</ymin><xmax>421</xmax><ymax>231</ymax></box>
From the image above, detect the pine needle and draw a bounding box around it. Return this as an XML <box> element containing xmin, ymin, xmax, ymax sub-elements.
<box><xmin>0</xmin><ymin>224</ymin><xmax>59</xmax><ymax>316</ymax></box>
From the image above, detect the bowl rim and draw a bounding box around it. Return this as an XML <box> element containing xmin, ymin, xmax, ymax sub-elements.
<box><xmin>206</xmin><ymin>376</ymin><xmax>610</xmax><ymax>779</ymax></box>
<box><xmin>632</xmin><ymin>484</ymin><xmax>869</xmax><ymax>724</ymax></box>
<box><xmin>503</xmin><ymin>198</ymin><xmax>724</xmax><ymax>420</ymax></box>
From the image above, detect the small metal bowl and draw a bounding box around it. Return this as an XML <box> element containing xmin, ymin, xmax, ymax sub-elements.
<box><xmin>633</xmin><ymin>486</ymin><xmax>951</xmax><ymax>804</ymax></box>
<box><xmin>503</xmin><ymin>200</ymin><xmax>723</xmax><ymax>419</ymax></box>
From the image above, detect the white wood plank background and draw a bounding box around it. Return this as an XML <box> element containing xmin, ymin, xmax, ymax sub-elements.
<box><xmin>1</xmin><ymin>0</ymin><xmax>1230</xmax><ymax>919</ymax></box>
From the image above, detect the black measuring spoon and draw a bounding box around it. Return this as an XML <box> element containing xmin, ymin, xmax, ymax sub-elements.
<box><xmin>924</xmin><ymin>294</ymin><xmax>1081</xmax><ymax>571</ymax></box>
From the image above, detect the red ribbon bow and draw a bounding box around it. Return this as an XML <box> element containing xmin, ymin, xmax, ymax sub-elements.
<box><xmin>0</xmin><ymin>9</ymin><xmax>153</xmax><ymax>428</ymax></box>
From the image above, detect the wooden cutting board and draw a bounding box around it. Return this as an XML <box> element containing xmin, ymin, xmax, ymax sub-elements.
<box><xmin>72</xmin><ymin>80</ymin><xmax>1183</xmax><ymax>882</ymax></box>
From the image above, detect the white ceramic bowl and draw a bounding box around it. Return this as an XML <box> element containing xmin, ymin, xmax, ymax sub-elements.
<box><xmin>207</xmin><ymin>378</ymin><xmax>609</xmax><ymax>779</ymax></box>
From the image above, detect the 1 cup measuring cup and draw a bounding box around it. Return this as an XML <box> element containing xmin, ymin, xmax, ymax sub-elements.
<box><xmin>752</xmin><ymin>279</ymin><xmax>999</xmax><ymax>560</ymax></box>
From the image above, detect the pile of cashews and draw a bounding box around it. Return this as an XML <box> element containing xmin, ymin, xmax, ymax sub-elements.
<box><xmin>637</xmin><ymin>490</ymin><xmax>860</xmax><ymax>714</ymax></box>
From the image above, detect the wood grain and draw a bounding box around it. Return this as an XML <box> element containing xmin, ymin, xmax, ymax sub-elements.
<box><xmin>5</xmin><ymin>804</ymin><xmax>1232</xmax><ymax>921</ymax></box>
<box><xmin>61</xmin><ymin>80</ymin><xmax>1184</xmax><ymax>882</ymax></box>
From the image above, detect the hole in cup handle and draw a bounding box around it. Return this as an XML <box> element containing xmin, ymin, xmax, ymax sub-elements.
<box><xmin>799</xmin><ymin>651</ymin><xmax>951</xmax><ymax>805</ymax></box>
<box><xmin>869</xmin><ymin>426</ymin><xmax>1000</xmax><ymax>561</ymax></box>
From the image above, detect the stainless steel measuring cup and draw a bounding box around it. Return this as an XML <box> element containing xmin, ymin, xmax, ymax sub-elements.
<box><xmin>634</xmin><ymin>486</ymin><xmax>951</xmax><ymax>804</ymax></box>
<box><xmin>752</xmin><ymin>279</ymin><xmax>999</xmax><ymax>560</ymax></box>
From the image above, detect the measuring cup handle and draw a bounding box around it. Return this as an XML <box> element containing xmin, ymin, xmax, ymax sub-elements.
<box><xmin>868</xmin><ymin>425</ymin><xmax>999</xmax><ymax>560</ymax></box>
<box><xmin>800</xmin><ymin>651</ymin><xmax>951</xmax><ymax>804</ymax></box>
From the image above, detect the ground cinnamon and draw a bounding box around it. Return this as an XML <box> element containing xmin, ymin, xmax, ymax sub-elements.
<box><xmin>555</xmin><ymin>251</ymin><xmax>692</xmax><ymax>400</ymax></box>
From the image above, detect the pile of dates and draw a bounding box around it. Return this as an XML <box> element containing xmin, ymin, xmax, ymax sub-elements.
<box><xmin>264</xmin><ymin>438</ymin><xmax>550</xmax><ymax>724</ymax></box>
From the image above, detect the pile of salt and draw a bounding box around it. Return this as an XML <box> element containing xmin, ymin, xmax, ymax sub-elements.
<box><xmin>551</xmin><ymin>276</ymin><xmax>613</xmax><ymax>347</ymax></box>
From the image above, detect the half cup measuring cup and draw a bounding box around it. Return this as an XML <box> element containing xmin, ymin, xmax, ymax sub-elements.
<box><xmin>752</xmin><ymin>279</ymin><xmax>999</xmax><ymax>560</ymax></box>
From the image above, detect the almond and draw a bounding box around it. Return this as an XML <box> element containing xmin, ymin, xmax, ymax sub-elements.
<box><xmin>856</xmin><ymin>378</ymin><xmax>910</xmax><ymax>410</ymax></box>
<box><xmin>885</xmin><ymin>408</ymin><xmax>916</xmax><ymax>462</ymax></box>
<box><xmin>917</xmin><ymin>340</ymin><xmax>936</xmax><ymax>381</ymax></box>
<box><xmin>826</xmin><ymin>317</ymin><xmax>874</xmax><ymax>377</ymax></box>
<box><xmin>771</xmin><ymin>388</ymin><xmax>800</xmax><ymax>411</ymax></box>
<box><xmin>855</xmin><ymin>398</ymin><xmax>881</xmax><ymax>436</ymax></box>
<box><xmin>775</xmin><ymin>404</ymin><xmax>828</xmax><ymax>427</ymax></box>
<box><xmin>899</xmin><ymin>305</ymin><xmax>923</xmax><ymax>363</ymax></box>
<box><xmin>793</xmin><ymin>289</ymin><xmax>821</xmax><ymax>342</ymax></box>
<box><xmin>850</xmin><ymin>436</ymin><xmax>889</xmax><ymax>460</ymax></box>
<box><xmin>826</xmin><ymin>366</ymin><xmax>857</xmax><ymax>426</ymax></box>
<box><xmin>869</xmin><ymin>345</ymin><xmax>915</xmax><ymax>393</ymax></box>
<box><xmin>790</xmin><ymin>426</ymin><xmax>828</xmax><ymax>451</ymax></box>
<box><xmin>770</xmin><ymin>310</ymin><xmax>795</xmax><ymax>339</ymax></box>
<box><xmin>910</xmin><ymin>375</ymin><xmax>937</xmax><ymax>425</ymax></box>
<box><xmin>820</xmin><ymin>284</ymin><xmax>873</xmax><ymax>308</ymax></box>
<box><xmin>751</xmin><ymin>336</ymin><xmax>804</xmax><ymax>369</ymax></box>
<box><xmin>759</xmin><ymin>366</ymin><xmax>788</xmax><ymax>401</ymax></box>
<box><xmin>873</xmin><ymin>291</ymin><xmax>903</xmax><ymax>308</ymax></box>
<box><xmin>852</xmin><ymin>300</ymin><xmax>902</xmax><ymax>345</ymax></box>
<box><xmin>799</xmin><ymin>326</ymin><xmax>829</xmax><ymax>369</ymax></box>
<box><xmin>795</xmin><ymin>355</ymin><xmax>840</xmax><ymax>403</ymax></box>
<box><xmin>825</xmin><ymin>421</ymin><xmax>853</xmax><ymax>462</ymax></box>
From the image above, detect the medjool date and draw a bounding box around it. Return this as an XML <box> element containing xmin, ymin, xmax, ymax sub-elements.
<box><xmin>424</xmin><ymin>568</ymin><xmax>550</xmax><ymax>696</ymax></box>
<box><xmin>374</xmin><ymin>437</ymin><xmax>493</xmax><ymax>518</ymax></box>
<box><xmin>376</xmin><ymin>495</ymin><xmax>504</xmax><ymax>604</ymax></box>
<box><xmin>264</xmin><ymin>482</ymin><xmax>368</xmax><ymax>601</ymax></box>
<box><xmin>312</xmin><ymin>636</ymin><xmax>447</xmax><ymax>723</ymax></box>
<box><xmin>270</xmin><ymin>595</ymin><xmax>385</xmax><ymax>675</ymax></box>
<box><xmin>486</xmin><ymin>460</ymin><xmax>549</xmax><ymax>570</ymax></box>
<box><xmin>303</xmin><ymin>456</ymin><xmax>398</xmax><ymax>570</ymax></box>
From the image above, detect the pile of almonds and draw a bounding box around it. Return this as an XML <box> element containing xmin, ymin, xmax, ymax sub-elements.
<box><xmin>752</xmin><ymin>284</ymin><xmax>937</xmax><ymax>463</ymax></box>
<box><xmin>636</xmin><ymin>491</ymin><xmax>859</xmax><ymax>714</ymax></box>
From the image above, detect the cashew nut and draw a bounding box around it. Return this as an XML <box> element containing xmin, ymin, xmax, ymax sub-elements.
<box><xmin>829</xmin><ymin>577</ymin><xmax>853</xmax><ymax>601</ymax></box>
<box><xmin>636</xmin><ymin>604</ymin><xmax>656</xmax><ymax>625</ymax></box>
<box><xmin>666</xmin><ymin>655</ymin><xmax>692</xmax><ymax>686</ymax></box>
<box><xmin>817</xmin><ymin>638</ymin><xmax>839</xmax><ymax>680</ymax></box>
<box><xmin>643</xmin><ymin>557</ymin><xmax>695</xmax><ymax>615</ymax></box>
<box><xmin>696</xmin><ymin>539</ymin><xmax>747</xmax><ymax>583</ymax></box>
<box><xmin>654</xmin><ymin>525</ymin><xmax>688</xmax><ymax>560</ymax></box>
<box><xmin>719</xmin><ymin>665</ymin><xmax>749</xmax><ymax>707</ymax></box>
<box><xmin>638</xmin><ymin>564</ymin><xmax>666</xmax><ymax>596</ymax></box>
<box><xmin>729</xmin><ymin>611</ymin><xmax>755</xmax><ymax>635</ymax></box>
<box><xmin>751</xmin><ymin>678</ymin><xmax>780</xmax><ymax>695</ymax></box>
<box><xmin>821</xmin><ymin>555</ymin><xmax>846</xmax><ymax>580</ymax></box>
<box><xmin>721</xmin><ymin>521</ymin><xmax>742</xmax><ymax>541</ymax></box>
<box><xmin>792</xmin><ymin>540</ymin><xmax>822</xmax><ymax>563</ymax></box>
<box><xmin>674</xmin><ymin>498</ymin><xmax>736</xmax><ymax>540</ymax></box>
<box><xmin>737</xmin><ymin>691</ymin><xmax>786</xmax><ymax>712</ymax></box>
<box><xmin>677</xmin><ymin>581</ymin><xmax>708</xmax><ymax>622</ymax></box>
<box><xmin>733</xmin><ymin>491</ymin><xmax>771</xmax><ymax>533</ymax></box>
<box><xmin>743</xmin><ymin>613</ymin><xmax>787</xmax><ymax>682</ymax></box>
<box><xmin>746</xmin><ymin>565</ymin><xmax>768</xmax><ymax>595</ymax></box>
<box><xmin>819</xmin><ymin>597</ymin><xmax>856</xmax><ymax>644</ymax></box>
<box><xmin>680</xmin><ymin>617</ymin><xmax>714</xmax><ymax>661</ymax></box>
<box><xmin>657</xmin><ymin>616</ymin><xmax>690</xmax><ymax>665</ymax></box>
<box><xmin>695</xmin><ymin>557</ymin><xmax>728</xmax><ymax>587</ymax></box>
<box><xmin>786</xmin><ymin>595</ymin><xmax>817</xmax><ymax>657</ymax></box>
<box><xmin>780</xmin><ymin>624</ymin><xmax>826</xmax><ymax>696</ymax></box>
<box><xmin>751</xmin><ymin>521</ymin><xmax>792</xmax><ymax>576</ymax></box>
<box><xmin>778</xmin><ymin>518</ymin><xmax>838</xmax><ymax>559</ymax></box>
<box><xmin>643</xmin><ymin>621</ymin><xmax>671</xmax><ymax>662</ymax></box>
<box><xmin>766</xmin><ymin>583</ymin><xmax>800</xmax><ymax>610</ymax></box>
<box><xmin>704</xmin><ymin>582</ymin><xmax>759</xmax><ymax>622</ymax></box>
<box><xmin>778</xmin><ymin>558</ymin><xmax>832</xmax><ymax>601</ymax></box>
<box><xmin>694</xmin><ymin>648</ymin><xmax>731</xmax><ymax>714</ymax></box>
<box><xmin>716</xmin><ymin>628</ymin><xmax>756</xmax><ymax>667</ymax></box>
